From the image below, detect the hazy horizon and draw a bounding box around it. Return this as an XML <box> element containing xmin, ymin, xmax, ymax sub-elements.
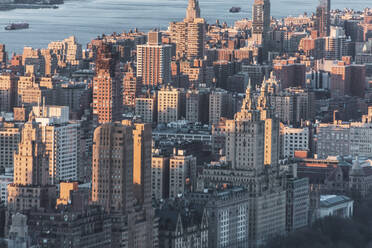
<box><xmin>0</xmin><ymin>0</ymin><xmax>370</xmax><ymax>53</ymax></box>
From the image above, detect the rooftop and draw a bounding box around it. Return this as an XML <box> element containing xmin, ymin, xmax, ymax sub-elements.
<box><xmin>320</xmin><ymin>195</ymin><xmax>353</xmax><ymax>208</ymax></box>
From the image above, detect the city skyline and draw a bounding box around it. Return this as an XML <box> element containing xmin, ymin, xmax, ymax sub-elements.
<box><xmin>0</xmin><ymin>0</ymin><xmax>371</xmax><ymax>247</ymax></box>
<box><xmin>0</xmin><ymin>0</ymin><xmax>370</xmax><ymax>53</ymax></box>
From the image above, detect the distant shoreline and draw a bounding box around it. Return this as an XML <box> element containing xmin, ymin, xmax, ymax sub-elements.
<box><xmin>0</xmin><ymin>2</ymin><xmax>61</xmax><ymax>11</ymax></box>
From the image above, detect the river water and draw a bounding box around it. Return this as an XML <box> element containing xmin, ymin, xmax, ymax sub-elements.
<box><xmin>0</xmin><ymin>0</ymin><xmax>369</xmax><ymax>54</ymax></box>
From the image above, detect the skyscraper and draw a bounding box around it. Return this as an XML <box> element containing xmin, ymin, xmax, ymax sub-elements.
<box><xmin>137</xmin><ymin>31</ymin><xmax>172</xmax><ymax>86</ymax></box>
<box><xmin>12</xmin><ymin>115</ymin><xmax>49</xmax><ymax>186</ymax></box>
<box><xmin>92</xmin><ymin>121</ymin><xmax>155</xmax><ymax>247</ymax></box>
<box><xmin>123</xmin><ymin>64</ymin><xmax>142</xmax><ymax>108</ymax></box>
<box><xmin>199</xmin><ymin>81</ymin><xmax>286</xmax><ymax>246</ymax></box>
<box><xmin>209</xmin><ymin>89</ymin><xmax>232</xmax><ymax>125</ymax></box>
<box><xmin>0</xmin><ymin>74</ymin><xmax>17</xmax><ymax>112</ymax></box>
<box><xmin>125</xmin><ymin>121</ymin><xmax>155</xmax><ymax>248</ymax></box>
<box><xmin>186</xmin><ymin>0</ymin><xmax>200</xmax><ymax>21</ymax></box>
<box><xmin>316</xmin><ymin>0</ymin><xmax>331</xmax><ymax>37</ymax></box>
<box><xmin>225</xmin><ymin>81</ymin><xmax>279</xmax><ymax>170</ymax></box>
<box><xmin>0</xmin><ymin>44</ymin><xmax>6</xmax><ymax>66</ymax></box>
<box><xmin>7</xmin><ymin>113</ymin><xmax>55</xmax><ymax>213</ymax></box>
<box><xmin>93</xmin><ymin>44</ymin><xmax>122</xmax><ymax>124</ymax></box>
<box><xmin>169</xmin><ymin>0</ymin><xmax>206</xmax><ymax>60</ymax></box>
<box><xmin>128</xmin><ymin>121</ymin><xmax>152</xmax><ymax>206</ymax></box>
<box><xmin>0</xmin><ymin>123</ymin><xmax>20</xmax><ymax>172</ymax></box>
<box><xmin>252</xmin><ymin>0</ymin><xmax>271</xmax><ymax>46</ymax></box>
<box><xmin>91</xmin><ymin>122</ymin><xmax>134</xmax><ymax>213</ymax></box>
<box><xmin>33</xmin><ymin>105</ymin><xmax>81</xmax><ymax>184</ymax></box>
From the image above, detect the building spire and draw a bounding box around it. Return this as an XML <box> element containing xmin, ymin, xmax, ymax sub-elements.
<box><xmin>241</xmin><ymin>81</ymin><xmax>254</xmax><ymax>112</ymax></box>
<box><xmin>186</xmin><ymin>0</ymin><xmax>200</xmax><ymax>21</ymax></box>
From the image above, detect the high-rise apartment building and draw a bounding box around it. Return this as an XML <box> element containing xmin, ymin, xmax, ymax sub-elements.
<box><xmin>315</xmin><ymin>0</ymin><xmax>331</xmax><ymax>37</ymax></box>
<box><xmin>128</xmin><ymin>122</ymin><xmax>152</xmax><ymax>206</ymax></box>
<box><xmin>12</xmin><ymin>116</ymin><xmax>49</xmax><ymax>186</ymax></box>
<box><xmin>0</xmin><ymin>44</ymin><xmax>6</xmax><ymax>66</ymax></box>
<box><xmin>137</xmin><ymin>31</ymin><xmax>172</xmax><ymax>86</ymax></box>
<box><xmin>33</xmin><ymin>106</ymin><xmax>80</xmax><ymax>184</ymax></box>
<box><xmin>273</xmin><ymin>60</ymin><xmax>306</xmax><ymax>89</ymax></box>
<box><xmin>92</xmin><ymin>121</ymin><xmax>155</xmax><ymax>248</ymax></box>
<box><xmin>157</xmin><ymin>86</ymin><xmax>184</xmax><ymax>123</ymax></box>
<box><xmin>135</xmin><ymin>95</ymin><xmax>157</xmax><ymax>123</ymax></box>
<box><xmin>7</xmin><ymin>114</ymin><xmax>55</xmax><ymax>212</ymax></box>
<box><xmin>40</xmin><ymin>49</ymin><xmax>57</xmax><ymax>76</ymax></box>
<box><xmin>330</xmin><ymin>60</ymin><xmax>366</xmax><ymax>98</ymax></box>
<box><xmin>93</xmin><ymin>44</ymin><xmax>122</xmax><ymax>124</ymax></box>
<box><xmin>252</xmin><ymin>0</ymin><xmax>271</xmax><ymax>46</ymax></box>
<box><xmin>169</xmin><ymin>148</ymin><xmax>197</xmax><ymax>198</ymax></box>
<box><xmin>8</xmin><ymin>213</ymin><xmax>30</xmax><ymax>248</ymax></box>
<box><xmin>199</xmin><ymin>82</ymin><xmax>286</xmax><ymax>247</ymax></box>
<box><xmin>0</xmin><ymin>74</ymin><xmax>17</xmax><ymax>112</ymax></box>
<box><xmin>271</xmin><ymin>88</ymin><xmax>315</xmax><ymax>126</ymax></box>
<box><xmin>321</xmin><ymin>26</ymin><xmax>353</xmax><ymax>61</ymax></box>
<box><xmin>151</xmin><ymin>152</ymin><xmax>169</xmax><ymax>201</ymax></box>
<box><xmin>209</xmin><ymin>89</ymin><xmax>232</xmax><ymax>125</ymax></box>
<box><xmin>185</xmin><ymin>89</ymin><xmax>209</xmax><ymax>124</ymax></box>
<box><xmin>92</xmin><ymin>122</ymin><xmax>134</xmax><ymax>213</ymax></box>
<box><xmin>169</xmin><ymin>0</ymin><xmax>206</xmax><ymax>60</ymax></box>
<box><xmin>127</xmin><ymin>121</ymin><xmax>155</xmax><ymax>248</ymax></box>
<box><xmin>226</xmin><ymin>83</ymin><xmax>279</xmax><ymax>170</ymax></box>
<box><xmin>48</xmin><ymin>36</ymin><xmax>82</xmax><ymax>69</ymax></box>
<box><xmin>213</xmin><ymin>60</ymin><xmax>234</xmax><ymax>89</ymax></box>
<box><xmin>123</xmin><ymin>65</ymin><xmax>142</xmax><ymax>108</ymax></box>
<box><xmin>0</xmin><ymin>123</ymin><xmax>20</xmax><ymax>172</ymax></box>
<box><xmin>286</xmin><ymin>177</ymin><xmax>310</xmax><ymax>232</ymax></box>
<box><xmin>257</xmin><ymin>75</ymin><xmax>315</xmax><ymax>126</ymax></box>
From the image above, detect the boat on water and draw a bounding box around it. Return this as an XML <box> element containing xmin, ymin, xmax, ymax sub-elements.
<box><xmin>229</xmin><ymin>7</ymin><xmax>241</xmax><ymax>13</ymax></box>
<box><xmin>5</xmin><ymin>23</ymin><xmax>29</xmax><ymax>30</ymax></box>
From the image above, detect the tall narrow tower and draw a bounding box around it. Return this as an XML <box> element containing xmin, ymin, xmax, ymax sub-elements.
<box><xmin>316</xmin><ymin>0</ymin><xmax>331</xmax><ymax>37</ymax></box>
<box><xmin>186</xmin><ymin>0</ymin><xmax>201</xmax><ymax>21</ymax></box>
<box><xmin>93</xmin><ymin>44</ymin><xmax>121</xmax><ymax>124</ymax></box>
<box><xmin>252</xmin><ymin>0</ymin><xmax>271</xmax><ymax>45</ymax></box>
<box><xmin>169</xmin><ymin>0</ymin><xmax>205</xmax><ymax>60</ymax></box>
